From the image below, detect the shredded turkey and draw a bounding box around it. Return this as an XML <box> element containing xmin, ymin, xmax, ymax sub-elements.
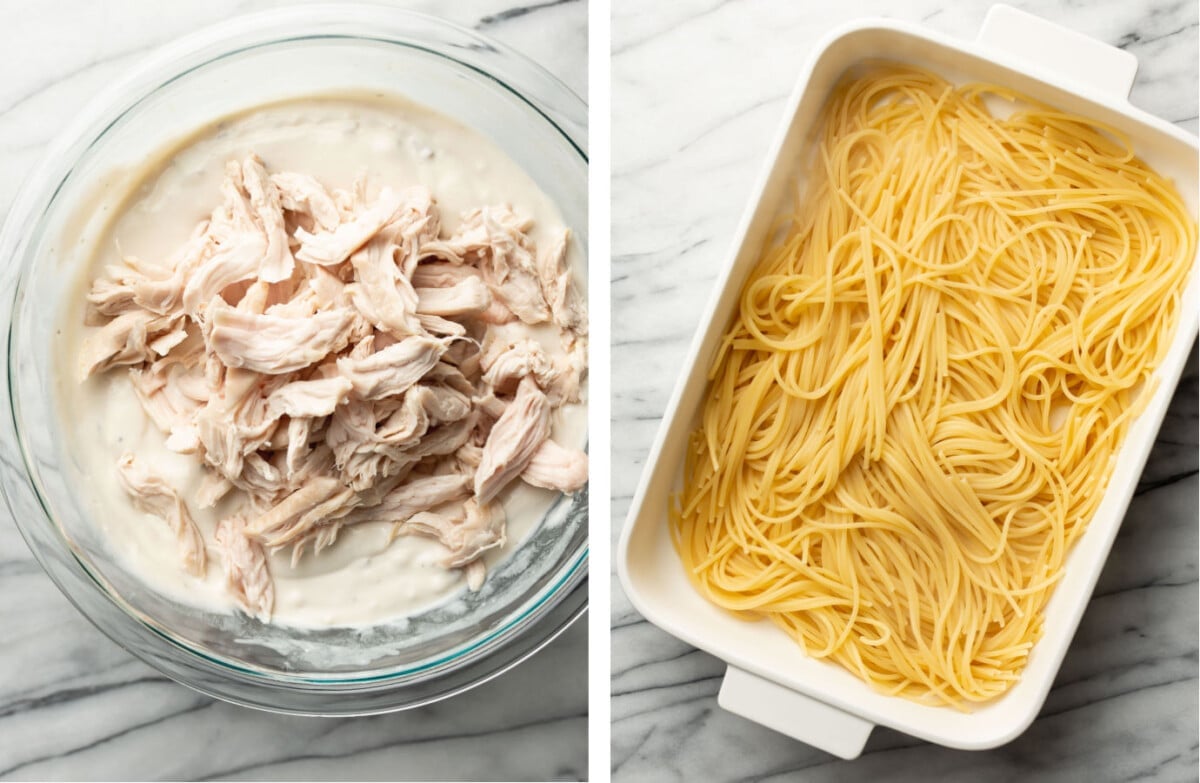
<box><xmin>81</xmin><ymin>155</ymin><xmax>587</xmax><ymax>620</ymax></box>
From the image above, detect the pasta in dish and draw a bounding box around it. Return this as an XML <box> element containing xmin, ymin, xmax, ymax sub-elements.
<box><xmin>672</xmin><ymin>63</ymin><xmax>1196</xmax><ymax>707</ymax></box>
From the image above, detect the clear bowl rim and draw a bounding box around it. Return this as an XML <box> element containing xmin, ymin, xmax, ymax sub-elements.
<box><xmin>0</xmin><ymin>4</ymin><xmax>588</xmax><ymax>713</ymax></box>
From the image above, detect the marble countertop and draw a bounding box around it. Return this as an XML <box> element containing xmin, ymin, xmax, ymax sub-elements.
<box><xmin>612</xmin><ymin>1</ymin><xmax>1197</xmax><ymax>781</ymax></box>
<box><xmin>0</xmin><ymin>1</ymin><xmax>586</xmax><ymax>781</ymax></box>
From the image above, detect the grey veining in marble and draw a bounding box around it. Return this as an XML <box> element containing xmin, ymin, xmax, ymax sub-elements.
<box><xmin>0</xmin><ymin>1</ymin><xmax>586</xmax><ymax>781</ymax></box>
<box><xmin>612</xmin><ymin>1</ymin><xmax>1198</xmax><ymax>781</ymax></box>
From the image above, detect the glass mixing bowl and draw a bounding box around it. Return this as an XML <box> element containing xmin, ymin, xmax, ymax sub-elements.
<box><xmin>0</xmin><ymin>5</ymin><xmax>587</xmax><ymax>714</ymax></box>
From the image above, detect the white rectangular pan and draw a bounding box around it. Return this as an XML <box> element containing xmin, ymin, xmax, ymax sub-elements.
<box><xmin>617</xmin><ymin>4</ymin><xmax>1199</xmax><ymax>760</ymax></box>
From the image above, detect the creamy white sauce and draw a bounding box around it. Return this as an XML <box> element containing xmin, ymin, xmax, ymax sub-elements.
<box><xmin>56</xmin><ymin>97</ymin><xmax>587</xmax><ymax>628</ymax></box>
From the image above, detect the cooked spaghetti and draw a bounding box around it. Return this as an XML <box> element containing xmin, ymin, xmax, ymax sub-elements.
<box><xmin>671</xmin><ymin>63</ymin><xmax>1196</xmax><ymax>707</ymax></box>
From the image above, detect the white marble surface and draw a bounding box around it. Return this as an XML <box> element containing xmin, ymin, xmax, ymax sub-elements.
<box><xmin>612</xmin><ymin>1</ymin><xmax>1198</xmax><ymax>781</ymax></box>
<box><xmin>0</xmin><ymin>1</ymin><xmax>586</xmax><ymax>781</ymax></box>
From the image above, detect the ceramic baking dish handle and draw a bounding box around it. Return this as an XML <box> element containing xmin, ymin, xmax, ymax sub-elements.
<box><xmin>978</xmin><ymin>4</ymin><xmax>1137</xmax><ymax>101</ymax></box>
<box><xmin>718</xmin><ymin>666</ymin><xmax>874</xmax><ymax>760</ymax></box>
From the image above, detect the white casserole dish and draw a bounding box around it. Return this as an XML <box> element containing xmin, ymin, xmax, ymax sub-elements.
<box><xmin>617</xmin><ymin>4</ymin><xmax>1199</xmax><ymax>759</ymax></box>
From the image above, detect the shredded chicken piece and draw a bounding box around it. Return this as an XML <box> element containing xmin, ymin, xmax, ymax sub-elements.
<box><xmin>345</xmin><ymin>224</ymin><xmax>424</xmax><ymax>337</ymax></box>
<box><xmin>214</xmin><ymin>514</ymin><xmax>274</xmax><ymax>619</ymax></box>
<box><xmin>237</xmin><ymin>452</ymin><xmax>289</xmax><ymax>505</ymax></box>
<box><xmin>149</xmin><ymin>327</ymin><xmax>189</xmax><ymax>356</ymax></box>
<box><xmin>79</xmin><ymin>311</ymin><xmax>181</xmax><ymax>380</ymax></box>
<box><xmin>271</xmin><ymin>171</ymin><xmax>340</xmax><ymax>231</ymax></box>
<box><xmin>246</xmin><ymin>476</ymin><xmax>356</xmax><ymax>547</ymax></box>
<box><xmin>430</xmin><ymin>206</ymin><xmax>552</xmax><ymax>324</ymax></box>
<box><xmin>180</xmin><ymin>161</ymin><xmax>267</xmax><ymax>314</ymax></box>
<box><xmin>294</xmin><ymin>187</ymin><xmax>404</xmax><ymax>266</ymax></box>
<box><xmin>522</xmin><ymin>439</ymin><xmax>588</xmax><ymax>494</ymax></box>
<box><xmin>464</xmin><ymin>559</ymin><xmax>487</xmax><ymax>591</ymax></box>
<box><xmin>285</xmin><ymin>416</ymin><xmax>315</xmax><ymax>478</ymax></box>
<box><xmin>116</xmin><ymin>454</ymin><xmax>206</xmax><ymax>577</ymax></box>
<box><xmin>394</xmin><ymin>497</ymin><xmax>507</xmax><ymax>570</ymax></box>
<box><xmin>537</xmin><ymin>228</ymin><xmax>588</xmax><ymax>337</ymax></box>
<box><xmin>411</xmin><ymin>262</ymin><xmax>479</xmax><ymax>288</ymax></box>
<box><xmin>475</xmin><ymin>376</ymin><xmax>551</xmax><ymax>504</ymax></box>
<box><xmin>416</xmin><ymin>312</ymin><xmax>467</xmax><ymax>337</ymax></box>
<box><xmin>197</xmin><ymin>471</ymin><xmax>234</xmax><ymax>509</ymax></box>
<box><xmin>128</xmin><ymin>363</ymin><xmax>204</xmax><ymax>454</ymax></box>
<box><xmin>209</xmin><ymin>299</ymin><xmax>354</xmax><ymax>374</ymax></box>
<box><xmin>195</xmin><ymin>367</ymin><xmax>287</xmax><ymax>480</ymax></box>
<box><xmin>241</xmin><ymin>155</ymin><xmax>296</xmax><ymax>283</ymax></box>
<box><xmin>81</xmin><ymin>155</ymin><xmax>587</xmax><ymax>607</ymax></box>
<box><xmin>86</xmin><ymin>224</ymin><xmax>208</xmax><ymax>321</ymax></box>
<box><xmin>346</xmin><ymin>473</ymin><xmax>472</xmax><ymax>528</ymax></box>
<box><xmin>336</xmin><ymin>335</ymin><xmax>447</xmax><ymax>399</ymax></box>
<box><xmin>444</xmin><ymin>498</ymin><xmax>507</xmax><ymax>567</ymax></box>
<box><xmin>481</xmin><ymin>334</ymin><xmax>561</xmax><ymax>396</ymax></box>
<box><xmin>415</xmin><ymin>277</ymin><xmax>492</xmax><ymax>318</ymax></box>
<box><xmin>266</xmin><ymin>376</ymin><xmax>352</xmax><ymax>419</ymax></box>
<box><xmin>554</xmin><ymin>338</ymin><xmax>588</xmax><ymax>405</ymax></box>
<box><xmin>411</xmin><ymin>383</ymin><xmax>472</xmax><ymax>424</ymax></box>
<box><xmin>283</xmin><ymin>472</ymin><xmax>469</xmax><ymax>562</ymax></box>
